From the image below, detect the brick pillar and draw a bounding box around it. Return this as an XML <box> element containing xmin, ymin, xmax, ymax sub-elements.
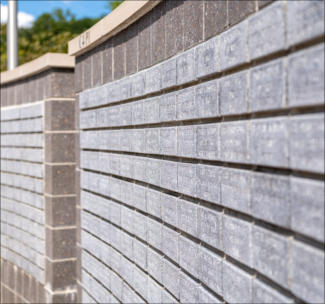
<box><xmin>44</xmin><ymin>98</ymin><xmax>77</xmax><ymax>303</ymax></box>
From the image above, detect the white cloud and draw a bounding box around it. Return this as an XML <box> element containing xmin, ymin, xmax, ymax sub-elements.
<box><xmin>1</xmin><ymin>4</ymin><xmax>35</xmax><ymax>28</ymax></box>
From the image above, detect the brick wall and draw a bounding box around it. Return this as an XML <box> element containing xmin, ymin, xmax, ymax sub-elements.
<box><xmin>76</xmin><ymin>1</ymin><xmax>324</xmax><ymax>303</ymax></box>
<box><xmin>0</xmin><ymin>64</ymin><xmax>77</xmax><ymax>303</ymax></box>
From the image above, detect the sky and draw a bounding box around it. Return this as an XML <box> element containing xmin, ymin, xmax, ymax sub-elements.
<box><xmin>1</xmin><ymin>0</ymin><xmax>109</xmax><ymax>28</ymax></box>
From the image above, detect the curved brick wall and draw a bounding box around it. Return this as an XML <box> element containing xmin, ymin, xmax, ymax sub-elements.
<box><xmin>0</xmin><ymin>57</ymin><xmax>77</xmax><ymax>303</ymax></box>
<box><xmin>75</xmin><ymin>1</ymin><xmax>324</xmax><ymax>303</ymax></box>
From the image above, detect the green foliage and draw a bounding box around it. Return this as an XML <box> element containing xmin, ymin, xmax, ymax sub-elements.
<box><xmin>1</xmin><ymin>8</ymin><xmax>102</xmax><ymax>72</ymax></box>
<box><xmin>107</xmin><ymin>0</ymin><xmax>124</xmax><ymax>11</ymax></box>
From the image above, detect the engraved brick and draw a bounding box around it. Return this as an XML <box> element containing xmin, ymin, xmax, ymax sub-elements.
<box><xmin>195</xmin><ymin>37</ymin><xmax>218</xmax><ymax>78</ymax></box>
<box><xmin>131</xmin><ymin>72</ymin><xmax>145</xmax><ymax>98</ymax></box>
<box><xmin>199</xmin><ymin>287</ymin><xmax>221</xmax><ymax>304</ymax></box>
<box><xmin>161</xmin><ymin>193</ymin><xmax>178</xmax><ymax>227</ymax></box>
<box><xmin>180</xmin><ymin>273</ymin><xmax>199</xmax><ymax>303</ymax></box>
<box><xmin>220</xmin><ymin>168</ymin><xmax>251</xmax><ymax>214</ymax></box>
<box><xmin>162</xmin><ymin>260</ymin><xmax>180</xmax><ymax>299</ymax></box>
<box><xmin>220</xmin><ymin>121</ymin><xmax>248</xmax><ymax>163</ymax></box>
<box><xmin>223</xmin><ymin>261</ymin><xmax>253</xmax><ymax>303</ymax></box>
<box><xmin>145</xmin><ymin>129</ymin><xmax>159</xmax><ymax>154</ymax></box>
<box><xmin>160</xmin><ymin>161</ymin><xmax>178</xmax><ymax>191</ymax></box>
<box><xmin>250</xmin><ymin>59</ymin><xmax>285</xmax><ymax>112</ymax></box>
<box><xmin>133</xmin><ymin>239</ymin><xmax>147</xmax><ymax>270</ymax></box>
<box><xmin>223</xmin><ymin>215</ymin><xmax>252</xmax><ymax>266</ymax></box>
<box><xmin>289</xmin><ymin>114</ymin><xmax>324</xmax><ymax>173</ymax></box>
<box><xmin>198</xmin><ymin>206</ymin><xmax>222</xmax><ymax>250</ymax></box>
<box><xmin>176</xmin><ymin>49</ymin><xmax>196</xmax><ymax>85</ymax></box>
<box><xmin>159</xmin><ymin>93</ymin><xmax>176</xmax><ymax>122</ymax></box>
<box><xmin>248</xmin><ymin>1</ymin><xmax>285</xmax><ymax>60</ymax></box>
<box><xmin>133</xmin><ymin>156</ymin><xmax>146</xmax><ymax>181</ymax></box>
<box><xmin>176</xmin><ymin>87</ymin><xmax>196</xmax><ymax>120</ymax></box>
<box><xmin>145</xmin><ymin>159</ymin><xmax>160</xmax><ymax>187</ymax></box>
<box><xmin>162</xmin><ymin>226</ymin><xmax>179</xmax><ymax>262</ymax></box>
<box><xmin>196</xmin><ymin>80</ymin><xmax>218</xmax><ymax>118</ymax></box>
<box><xmin>160</xmin><ymin>127</ymin><xmax>177</xmax><ymax>156</ymax></box>
<box><xmin>220</xmin><ymin>21</ymin><xmax>248</xmax><ymax>71</ymax></box>
<box><xmin>177</xmin><ymin>126</ymin><xmax>196</xmax><ymax>158</ymax></box>
<box><xmin>252</xmin><ymin>172</ymin><xmax>290</xmax><ymax>228</ymax></box>
<box><xmin>177</xmin><ymin>163</ymin><xmax>197</xmax><ymax>197</ymax></box>
<box><xmin>177</xmin><ymin>198</ymin><xmax>197</xmax><ymax>236</ymax></box>
<box><xmin>147</xmin><ymin>277</ymin><xmax>162</xmax><ymax>304</ymax></box>
<box><xmin>290</xmin><ymin>177</ymin><xmax>324</xmax><ymax>242</ymax></box>
<box><xmin>290</xmin><ymin>241</ymin><xmax>324</xmax><ymax>303</ymax></box>
<box><xmin>250</xmin><ymin>117</ymin><xmax>288</xmax><ymax>167</ymax></box>
<box><xmin>288</xmin><ymin>45</ymin><xmax>324</xmax><ymax>107</ymax></box>
<box><xmin>131</xmin><ymin>130</ymin><xmax>145</xmax><ymax>153</ymax></box>
<box><xmin>133</xmin><ymin>184</ymin><xmax>147</xmax><ymax>212</ymax></box>
<box><xmin>161</xmin><ymin>58</ymin><xmax>177</xmax><ymax>89</ymax></box>
<box><xmin>287</xmin><ymin>1</ymin><xmax>324</xmax><ymax>47</ymax></box>
<box><xmin>179</xmin><ymin>236</ymin><xmax>198</xmax><ymax>277</ymax></box>
<box><xmin>197</xmin><ymin>124</ymin><xmax>219</xmax><ymax>160</ymax></box>
<box><xmin>252</xmin><ymin>226</ymin><xmax>289</xmax><ymax>287</ymax></box>
<box><xmin>196</xmin><ymin>164</ymin><xmax>220</xmax><ymax>204</ymax></box>
<box><xmin>147</xmin><ymin>248</ymin><xmax>163</xmax><ymax>284</ymax></box>
<box><xmin>143</xmin><ymin>97</ymin><xmax>159</xmax><ymax>124</ymax></box>
<box><xmin>146</xmin><ymin>188</ymin><xmax>161</xmax><ymax>219</ymax></box>
<box><xmin>145</xmin><ymin>66</ymin><xmax>161</xmax><ymax>94</ymax></box>
<box><xmin>198</xmin><ymin>247</ymin><xmax>222</xmax><ymax>294</ymax></box>
<box><xmin>147</xmin><ymin>218</ymin><xmax>162</xmax><ymax>251</ymax></box>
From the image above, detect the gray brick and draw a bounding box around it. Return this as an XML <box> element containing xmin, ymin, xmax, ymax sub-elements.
<box><xmin>143</xmin><ymin>97</ymin><xmax>159</xmax><ymax>124</ymax></box>
<box><xmin>161</xmin><ymin>290</ymin><xmax>177</xmax><ymax>304</ymax></box>
<box><xmin>177</xmin><ymin>199</ymin><xmax>197</xmax><ymax>237</ymax></box>
<box><xmin>250</xmin><ymin>117</ymin><xmax>288</xmax><ymax>167</ymax></box>
<box><xmin>162</xmin><ymin>260</ymin><xmax>180</xmax><ymax>299</ymax></box>
<box><xmin>197</xmin><ymin>123</ymin><xmax>219</xmax><ymax>160</ymax></box>
<box><xmin>160</xmin><ymin>161</ymin><xmax>178</xmax><ymax>191</ymax></box>
<box><xmin>180</xmin><ymin>273</ymin><xmax>199</xmax><ymax>303</ymax></box>
<box><xmin>198</xmin><ymin>247</ymin><xmax>222</xmax><ymax>294</ymax></box>
<box><xmin>220</xmin><ymin>21</ymin><xmax>248</xmax><ymax>71</ymax></box>
<box><xmin>287</xmin><ymin>1</ymin><xmax>324</xmax><ymax>47</ymax></box>
<box><xmin>120</xmin><ymin>155</ymin><xmax>134</xmax><ymax>179</ymax></box>
<box><xmin>252</xmin><ymin>226</ymin><xmax>289</xmax><ymax>287</ymax></box>
<box><xmin>196</xmin><ymin>164</ymin><xmax>220</xmax><ymax>204</ymax></box>
<box><xmin>220</xmin><ymin>121</ymin><xmax>248</xmax><ymax>163</ymax></box>
<box><xmin>133</xmin><ymin>156</ymin><xmax>146</xmax><ymax>181</ymax></box>
<box><xmin>250</xmin><ymin>59</ymin><xmax>285</xmax><ymax>112</ymax></box>
<box><xmin>195</xmin><ymin>37</ymin><xmax>218</xmax><ymax>78</ymax></box>
<box><xmin>147</xmin><ymin>248</ymin><xmax>163</xmax><ymax>284</ymax></box>
<box><xmin>177</xmin><ymin>126</ymin><xmax>196</xmax><ymax>157</ymax></box>
<box><xmin>223</xmin><ymin>215</ymin><xmax>252</xmax><ymax>266</ymax></box>
<box><xmin>198</xmin><ymin>206</ymin><xmax>222</xmax><ymax>250</ymax></box>
<box><xmin>146</xmin><ymin>188</ymin><xmax>161</xmax><ymax>219</ymax></box>
<box><xmin>288</xmin><ymin>45</ymin><xmax>324</xmax><ymax>107</ymax></box>
<box><xmin>290</xmin><ymin>241</ymin><xmax>324</xmax><ymax>303</ymax></box>
<box><xmin>177</xmin><ymin>163</ymin><xmax>197</xmax><ymax>197</ymax></box>
<box><xmin>147</xmin><ymin>277</ymin><xmax>162</xmax><ymax>304</ymax></box>
<box><xmin>223</xmin><ymin>261</ymin><xmax>253</xmax><ymax>304</ymax></box>
<box><xmin>253</xmin><ymin>279</ymin><xmax>293</xmax><ymax>304</ymax></box>
<box><xmin>179</xmin><ymin>236</ymin><xmax>198</xmax><ymax>277</ymax></box>
<box><xmin>220</xmin><ymin>168</ymin><xmax>251</xmax><ymax>214</ymax></box>
<box><xmin>147</xmin><ymin>218</ymin><xmax>162</xmax><ymax>251</ymax></box>
<box><xmin>133</xmin><ymin>212</ymin><xmax>147</xmax><ymax>241</ymax></box>
<box><xmin>133</xmin><ymin>239</ymin><xmax>147</xmax><ymax>270</ymax></box>
<box><xmin>199</xmin><ymin>287</ymin><xmax>221</xmax><ymax>304</ymax></box>
<box><xmin>120</xmin><ymin>256</ymin><xmax>134</xmax><ymax>286</ymax></box>
<box><xmin>160</xmin><ymin>127</ymin><xmax>177</xmax><ymax>156</ymax></box>
<box><xmin>145</xmin><ymin>66</ymin><xmax>161</xmax><ymax>94</ymax></box>
<box><xmin>176</xmin><ymin>48</ymin><xmax>196</xmax><ymax>85</ymax></box>
<box><xmin>219</xmin><ymin>71</ymin><xmax>247</xmax><ymax>115</ymax></box>
<box><xmin>161</xmin><ymin>193</ymin><xmax>178</xmax><ymax>227</ymax></box>
<box><xmin>159</xmin><ymin>93</ymin><xmax>176</xmax><ymax>122</ymax></box>
<box><xmin>145</xmin><ymin>159</ymin><xmax>160</xmax><ymax>186</ymax></box>
<box><xmin>162</xmin><ymin>226</ymin><xmax>179</xmax><ymax>262</ymax></box>
<box><xmin>145</xmin><ymin>128</ymin><xmax>159</xmax><ymax>154</ymax></box>
<box><xmin>120</xmin><ymin>103</ymin><xmax>132</xmax><ymax>126</ymax></box>
<box><xmin>131</xmin><ymin>72</ymin><xmax>145</xmax><ymax>98</ymax></box>
<box><xmin>130</xmin><ymin>131</ymin><xmax>145</xmax><ymax>155</ymax></box>
<box><xmin>290</xmin><ymin>177</ymin><xmax>324</xmax><ymax>242</ymax></box>
<box><xmin>252</xmin><ymin>172</ymin><xmax>290</xmax><ymax>228</ymax></box>
<box><xmin>248</xmin><ymin>1</ymin><xmax>285</xmax><ymax>60</ymax></box>
<box><xmin>289</xmin><ymin>113</ymin><xmax>324</xmax><ymax>173</ymax></box>
<box><xmin>110</xmin><ymin>272</ymin><xmax>123</xmax><ymax>300</ymax></box>
<box><xmin>133</xmin><ymin>184</ymin><xmax>147</xmax><ymax>212</ymax></box>
<box><xmin>161</xmin><ymin>58</ymin><xmax>177</xmax><ymax>89</ymax></box>
<box><xmin>176</xmin><ymin>87</ymin><xmax>197</xmax><ymax>121</ymax></box>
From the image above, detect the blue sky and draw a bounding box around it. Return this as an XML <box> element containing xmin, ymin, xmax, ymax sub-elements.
<box><xmin>1</xmin><ymin>0</ymin><xmax>110</xmax><ymax>27</ymax></box>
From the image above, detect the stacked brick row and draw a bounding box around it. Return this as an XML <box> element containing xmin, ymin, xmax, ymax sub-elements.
<box><xmin>76</xmin><ymin>1</ymin><xmax>324</xmax><ymax>303</ymax></box>
<box><xmin>0</xmin><ymin>103</ymin><xmax>46</xmax><ymax>303</ymax></box>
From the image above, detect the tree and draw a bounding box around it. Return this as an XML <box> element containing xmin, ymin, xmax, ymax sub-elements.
<box><xmin>107</xmin><ymin>0</ymin><xmax>124</xmax><ymax>11</ymax></box>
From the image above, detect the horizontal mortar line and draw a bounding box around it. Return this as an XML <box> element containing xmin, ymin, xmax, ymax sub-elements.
<box><xmin>77</xmin><ymin>283</ymin><xmax>99</xmax><ymax>304</ymax></box>
<box><xmin>45</xmin><ymin>256</ymin><xmax>77</xmax><ymax>263</ymax></box>
<box><xmin>0</xmin><ymin>158</ymin><xmax>43</xmax><ymax>165</ymax></box>
<box><xmin>0</xmin><ymin>131</ymin><xmax>43</xmax><ymax>135</ymax></box>
<box><xmin>82</xmin><ymin>205</ymin><xmax>300</xmax><ymax>304</ymax></box>
<box><xmin>44</xmin><ymin>193</ymin><xmax>76</xmax><ymax>198</ymax></box>
<box><xmin>80</xmin><ymin>104</ymin><xmax>325</xmax><ymax>131</ymax></box>
<box><xmin>82</xmin><ymin>166</ymin><xmax>324</xmax><ymax>249</ymax></box>
<box><xmin>81</xmin><ymin>262</ymin><xmax>135</xmax><ymax>304</ymax></box>
<box><xmin>44</xmin><ymin>130</ymin><xmax>78</xmax><ymax>134</ymax></box>
<box><xmin>0</xmin><ymin>146</ymin><xmax>43</xmax><ymax>151</ymax></box>
<box><xmin>80</xmin><ymin>38</ymin><xmax>324</xmax><ymax>111</ymax></box>
<box><xmin>81</xmin><ymin>149</ymin><xmax>325</xmax><ymax>181</ymax></box>
<box><xmin>44</xmin><ymin>162</ymin><xmax>76</xmax><ymax>166</ymax></box>
<box><xmin>1</xmin><ymin>170</ymin><xmax>43</xmax><ymax>180</ymax></box>
<box><xmin>1</xmin><ymin>244</ymin><xmax>45</xmax><ymax>271</ymax></box>
<box><xmin>0</xmin><ymin>194</ymin><xmax>44</xmax><ymax>212</ymax></box>
<box><xmin>44</xmin><ymin>97</ymin><xmax>75</xmax><ymax>102</ymax></box>
<box><xmin>81</xmin><ymin>228</ymin><xmax>187</xmax><ymax>304</ymax></box>
<box><xmin>1</xmin><ymin>205</ymin><xmax>44</xmax><ymax>226</ymax></box>
<box><xmin>0</xmin><ymin>283</ymin><xmax>30</xmax><ymax>303</ymax></box>
<box><xmin>1</xmin><ymin>145</ymin><xmax>43</xmax><ymax>149</ymax></box>
<box><xmin>45</xmin><ymin>225</ymin><xmax>77</xmax><ymax>230</ymax></box>
<box><xmin>0</xmin><ymin>115</ymin><xmax>43</xmax><ymax>123</ymax></box>
<box><xmin>1</xmin><ymin>219</ymin><xmax>45</xmax><ymax>243</ymax></box>
<box><xmin>1</xmin><ymin>183</ymin><xmax>43</xmax><ymax>196</ymax></box>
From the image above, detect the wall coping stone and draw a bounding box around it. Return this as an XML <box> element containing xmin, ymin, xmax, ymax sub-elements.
<box><xmin>0</xmin><ymin>53</ymin><xmax>75</xmax><ymax>85</ymax></box>
<box><xmin>68</xmin><ymin>0</ymin><xmax>161</xmax><ymax>56</ymax></box>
